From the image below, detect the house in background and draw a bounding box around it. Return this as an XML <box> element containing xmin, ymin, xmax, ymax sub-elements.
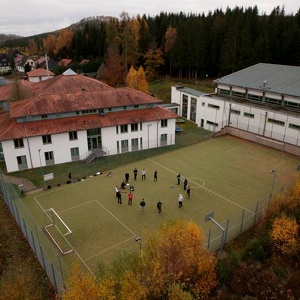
<box><xmin>59</xmin><ymin>59</ymin><xmax>72</xmax><ymax>66</ymax></box>
<box><xmin>0</xmin><ymin>70</ymin><xmax>177</xmax><ymax>173</ymax></box>
<box><xmin>26</xmin><ymin>68</ymin><xmax>55</xmax><ymax>82</ymax></box>
<box><xmin>36</xmin><ymin>56</ymin><xmax>59</xmax><ymax>71</ymax></box>
<box><xmin>15</xmin><ymin>54</ymin><xmax>35</xmax><ymax>74</ymax></box>
<box><xmin>0</xmin><ymin>54</ymin><xmax>11</xmax><ymax>74</ymax></box>
<box><xmin>171</xmin><ymin>63</ymin><xmax>300</xmax><ymax>148</ymax></box>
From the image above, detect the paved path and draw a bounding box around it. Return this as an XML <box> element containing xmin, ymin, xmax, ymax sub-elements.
<box><xmin>2</xmin><ymin>175</ymin><xmax>38</xmax><ymax>192</ymax></box>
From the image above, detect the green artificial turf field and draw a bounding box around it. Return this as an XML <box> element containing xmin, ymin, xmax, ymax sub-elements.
<box><xmin>22</xmin><ymin>135</ymin><xmax>300</xmax><ymax>275</ymax></box>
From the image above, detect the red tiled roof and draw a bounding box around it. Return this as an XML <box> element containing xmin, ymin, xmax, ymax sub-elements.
<box><xmin>59</xmin><ymin>59</ymin><xmax>72</xmax><ymax>66</ymax></box>
<box><xmin>0</xmin><ymin>107</ymin><xmax>178</xmax><ymax>140</ymax></box>
<box><xmin>0</xmin><ymin>80</ymin><xmax>35</xmax><ymax>101</ymax></box>
<box><xmin>26</xmin><ymin>68</ymin><xmax>55</xmax><ymax>77</ymax></box>
<box><xmin>8</xmin><ymin>74</ymin><xmax>161</xmax><ymax>117</ymax></box>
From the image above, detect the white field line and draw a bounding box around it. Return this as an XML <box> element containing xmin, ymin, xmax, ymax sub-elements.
<box><xmin>59</xmin><ymin>199</ymin><xmax>137</xmax><ymax>262</ymax></box>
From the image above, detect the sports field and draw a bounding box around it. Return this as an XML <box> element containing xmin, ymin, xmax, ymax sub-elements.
<box><xmin>22</xmin><ymin>135</ymin><xmax>300</xmax><ymax>275</ymax></box>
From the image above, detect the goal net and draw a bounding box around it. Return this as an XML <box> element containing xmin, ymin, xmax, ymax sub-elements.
<box><xmin>44</xmin><ymin>208</ymin><xmax>73</xmax><ymax>255</ymax></box>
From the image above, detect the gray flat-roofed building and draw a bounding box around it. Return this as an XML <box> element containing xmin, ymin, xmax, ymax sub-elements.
<box><xmin>172</xmin><ymin>63</ymin><xmax>300</xmax><ymax>149</ymax></box>
<box><xmin>214</xmin><ymin>63</ymin><xmax>300</xmax><ymax>98</ymax></box>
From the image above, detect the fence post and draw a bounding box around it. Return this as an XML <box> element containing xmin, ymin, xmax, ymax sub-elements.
<box><xmin>224</xmin><ymin>219</ymin><xmax>229</xmax><ymax>244</ymax></box>
<box><xmin>207</xmin><ymin>228</ymin><xmax>211</xmax><ymax>250</ymax></box>
<box><xmin>240</xmin><ymin>209</ymin><xmax>245</xmax><ymax>235</ymax></box>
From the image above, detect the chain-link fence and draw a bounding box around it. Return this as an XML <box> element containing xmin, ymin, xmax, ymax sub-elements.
<box><xmin>0</xmin><ymin>170</ymin><xmax>69</xmax><ymax>294</ymax></box>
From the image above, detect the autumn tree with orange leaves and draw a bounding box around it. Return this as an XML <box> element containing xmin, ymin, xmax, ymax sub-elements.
<box><xmin>142</xmin><ymin>219</ymin><xmax>217</xmax><ymax>299</ymax></box>
<box><xmin>126</xmin><ymin>65</ymin><xmax>149</xmax><ymax>94</ymax></box>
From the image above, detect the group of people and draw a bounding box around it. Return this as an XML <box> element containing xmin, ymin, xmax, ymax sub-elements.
<box><xmin>133</xmin><ymin>168</ymin><xmax>158</xmax><ymax>181</ymax></box>
<box><xmin>114</xmin><ymin>168</ymin><xmax>191</xmax><ymax>212</ymax></box>
<box><xmin>177</xmin><ymin>174</ymin><xmax>191</xmax><ymax>208</ymax></box>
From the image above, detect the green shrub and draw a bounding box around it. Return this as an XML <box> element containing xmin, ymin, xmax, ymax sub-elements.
<box><xmin>241</xmin><ymin>236</ymin><xmax>271</xmax><ymax>262</ymax></box>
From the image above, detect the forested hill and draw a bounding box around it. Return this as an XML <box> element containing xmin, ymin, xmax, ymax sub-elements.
<box><xmin>1</xmin><ymin>6</ymin><xmax>300</xmax><ymax>78</ymax></box>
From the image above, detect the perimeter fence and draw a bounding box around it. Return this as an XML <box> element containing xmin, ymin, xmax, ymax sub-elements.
<box><xmin>0</xmin><ymin>169</ymin><xmax>68</xmax><ymax>294</ymax></box>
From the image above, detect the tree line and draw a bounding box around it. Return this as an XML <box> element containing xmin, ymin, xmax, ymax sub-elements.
<box><xmin>2</xmin><ymin>6</ymin><xmax>300</xmax><ymax>80</ymax></box>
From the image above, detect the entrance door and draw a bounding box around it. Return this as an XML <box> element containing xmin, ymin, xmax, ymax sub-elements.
<box><xmin>201</xmin><ymin>119</ymin><xmax>204</xmax><ymax>127</ymax></box>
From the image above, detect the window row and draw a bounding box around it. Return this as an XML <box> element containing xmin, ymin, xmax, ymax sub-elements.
<box><xmin>116</xmin><ymin>120</ymin><xmax>168</xmax><ymax>134</ymax></box>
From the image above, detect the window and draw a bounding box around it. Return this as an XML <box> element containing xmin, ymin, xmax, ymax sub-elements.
<box><xmin>134</xmin><ymin>105</ymin><xmax>139</xmax><ymax>109</ymax></box>
<box><xmin>140</xmin><ymin>123</ymin><xmax>143</xmax><ymax>131</ymax></box>
<box><xmin>207</xmin><ymin>120</ymin><xmax>218</xmax><ymax>127</ymax></box>
<box><xmin>232</xmin><ymin>91</ymin><xmax>246</xmax><ymax>98</ymax></box>
<box><xmin>248</xmin><ymin>94</ymin><xmax>263</xmax><ymax>102</ymax></box>
<box><xmin>218</xmin><ymin>89</ymin><xmax>230</xmax><ymax>95</ymax></box>
<box><xmin>123</xmin><ymin>106</ymin><xmax>127</xmax><ymax>110</ymax></box>
<box><xmin>231</xmin><ymin>109</ymin><xmax>240</xmax><ymax>115</ymax></box>
<box><xmin>267</xmin><ymin>118</ymin><xmax>285</xmax><ymax>126</ymax></box>
<box><xmin>41</xmin><ymin>114</ymin><xmax>48</xmax><ymax>119</ymax></box>
<box><xmin>70</xmin><ymin>147</ymin><xmax>79</xmax><ymax>161</ymax></box>
<box><xmin>121</xmin><ymin>140</ymin><xmax>128</xmax><ymax>153</ymax></box>
<box><xmin>208</xmin><ymin>104</ymin><xmax>220</xmax><ymax>110</ymax></box>
<box><xmin>14</xmin><ymin>138</ymin><xmax>24</xmax><ymax>148</ymax></box>
<box><xmin>44</xmin><ymin>151</ymin><xmax>54</xmax><ymax>166</ymax></box>
<box><xmin>202</xmin><ymin>102</ymin><xmax>205</xmax><ymax>106</ymax></box>
<box><xmin>131</xmin><ymin>123</ymin><xmax>138</xmax><ymax>132</ymax></box>
<box><xmin>117</xmin><ymin>141</ymin><xmax>120</xmax><ymax>154</ymax></box>
<box><xmin>131</xmin><ymin>138</ymin><xmax>139</xmax><ymax>151</ymax></box>
<box><xmin>190</xmin><ymin>97</ymin><xmax>197</xmax><ymax>122</ymax></box>
<box><xmin>161</xmin><ymin>119</ymin><xmax>168</xmax><ymax>127</ymax></box>
<box><xmin>289</xmin><ymin>123</ymin><xmax>300</xmax><ymax>130</ymax></box>
<box><xmin>182</xmin><ymin>94</ymin><xmax>188</xmax><ymax>118</ymax></box>
<box><xmin>244</xmin><ymin>112</ymin><xmax>254</xmax><ymax>118</ymax></box>
<box><xmin>116</xmin><ymin>126</ymin><xmax>119</xmax><ymax>134</ymax></box>
<box><xmin>121</xmin><ymin>125</ymin><xmax>128</xmax><ymax>133</ymax></box>
<box><xmin>69</xmin><ymin>131</ymin><xmax>78</xmax><ymax>140</ymax></box>
<box><xmin>265</xmin><ymin>97</ymin><xmax>281</xmax><ymax>105</ymax></box>
<box><xmin>161</xmin><ymin>134</ymin><xmax>167</xmax><ymax>146</ymax></box>
<box><xmin>17</xmin><ymin>155</ymin><xmax>27</xmax><ymax>170</ymax></box>
<box><xmin>42</xmin><ymin>135</ymin><xmax>52</xmax><ymax>144</ymax></box>
<box><xmin>140</xmin><ymin>137</ymin><xmax>143</xmax><ymax>150</ymax></box>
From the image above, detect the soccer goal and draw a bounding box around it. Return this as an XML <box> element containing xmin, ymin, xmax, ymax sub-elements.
<box><xmin>44</xmin><ymin>208</ymin><xmax>73</xmax><ymax>255</ymax></box>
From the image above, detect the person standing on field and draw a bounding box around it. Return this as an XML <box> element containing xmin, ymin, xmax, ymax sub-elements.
<box><xmin>116</xmin><ymin>191</ymin><xmax>122</xmax><ymax>204</ymax></box>
<box><xmin>178</xmin><ymin>193</ymin><xmax>183</xmax><ymax>208</ymax></box>
<box><xmin>128</xmin><ymin>191</ymin><xmax>133</xmax><ymax>205</ymax></box>
<box><xmin>125</xmin><ymin>172</ymin><xmax>129</xmax><ymax>183</ymax></box>
<box><xmin>140</xmin><ymin>198</ymin><xmax>146</xmax><ymax>212</ymax></box>
<box><xmin>183</xmin><ymin>178</ymin><xmax>188</xmax><ymax>190</ymax></box>
<box><xmin>177</xmin><ymin>173</ymin><xmax>181</xmax><ymax>185</ymax></box>
<box><xmin>186</xmin><ymin>185</ymin><xmax>191</xmax><ymax>199</ymax></box>
<box><xmin>154</xmin><ymin>170</ymin><xmax>158</xmax><ymax>182</ymax></box>
<box><xmin>133</xmin><ymin>168</ymin><xmax>138</xmax><ymax>180</ymax></box>
<box><xmin>115</xmin><ymin>185</ymin><xmax>119</xmax><ymax>197</ymax></box>
<box><xmin>157</xmin><ymin>201</ymin><xmax>162</xmax><ymax>213</ymax></box>
<box><xmin>142</xmin><ymin>168</ymin><xmax>146</xmax><ymax>180</ymax></box>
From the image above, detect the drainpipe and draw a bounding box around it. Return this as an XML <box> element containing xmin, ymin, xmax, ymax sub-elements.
<box><xmin>263</xmin><ymin>111</ymin><xmax>268</xmax><ymax>137</ymax></box>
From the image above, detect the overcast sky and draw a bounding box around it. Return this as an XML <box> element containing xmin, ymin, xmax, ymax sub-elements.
<box><xmin>1</xmin><ymin>0</ymin><xmax>299</xmax><ymax>37</ymax></box>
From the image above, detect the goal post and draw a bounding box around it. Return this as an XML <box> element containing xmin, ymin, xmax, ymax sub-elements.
<box><xmin>44</xmin><ymin>208</ymin><xmax>73</xmax><ymax>255</ymax></box>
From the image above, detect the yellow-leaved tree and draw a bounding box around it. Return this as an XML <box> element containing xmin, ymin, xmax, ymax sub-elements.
<box><xmin>126</xmin><ymin>65</ymin><xmax>149</xmax><ymax>94</ymax></box>
<box><xmin>62</xmin><ymin>264</ymin><xmax>100</xmax><ymax>300</ymax></box>
<box><xmin>270</xmin><ymin>214</ymin><xmax>300</xmax><ymax>256</ymax></box>
<box><xmin>142</xmin><ymin>218</ymin><xmax>217</xmax><ymax>299</ymax></box>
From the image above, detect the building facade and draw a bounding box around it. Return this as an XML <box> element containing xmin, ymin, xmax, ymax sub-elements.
<box><xmin>0</xmin><ymin>71</ymin><xmax>177</xmax><ymax>173</ymax></box>
<box><xmin>172</xmin><ymin>63</ymin><xmax>300</xmax><ymax>147</ymax></box>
